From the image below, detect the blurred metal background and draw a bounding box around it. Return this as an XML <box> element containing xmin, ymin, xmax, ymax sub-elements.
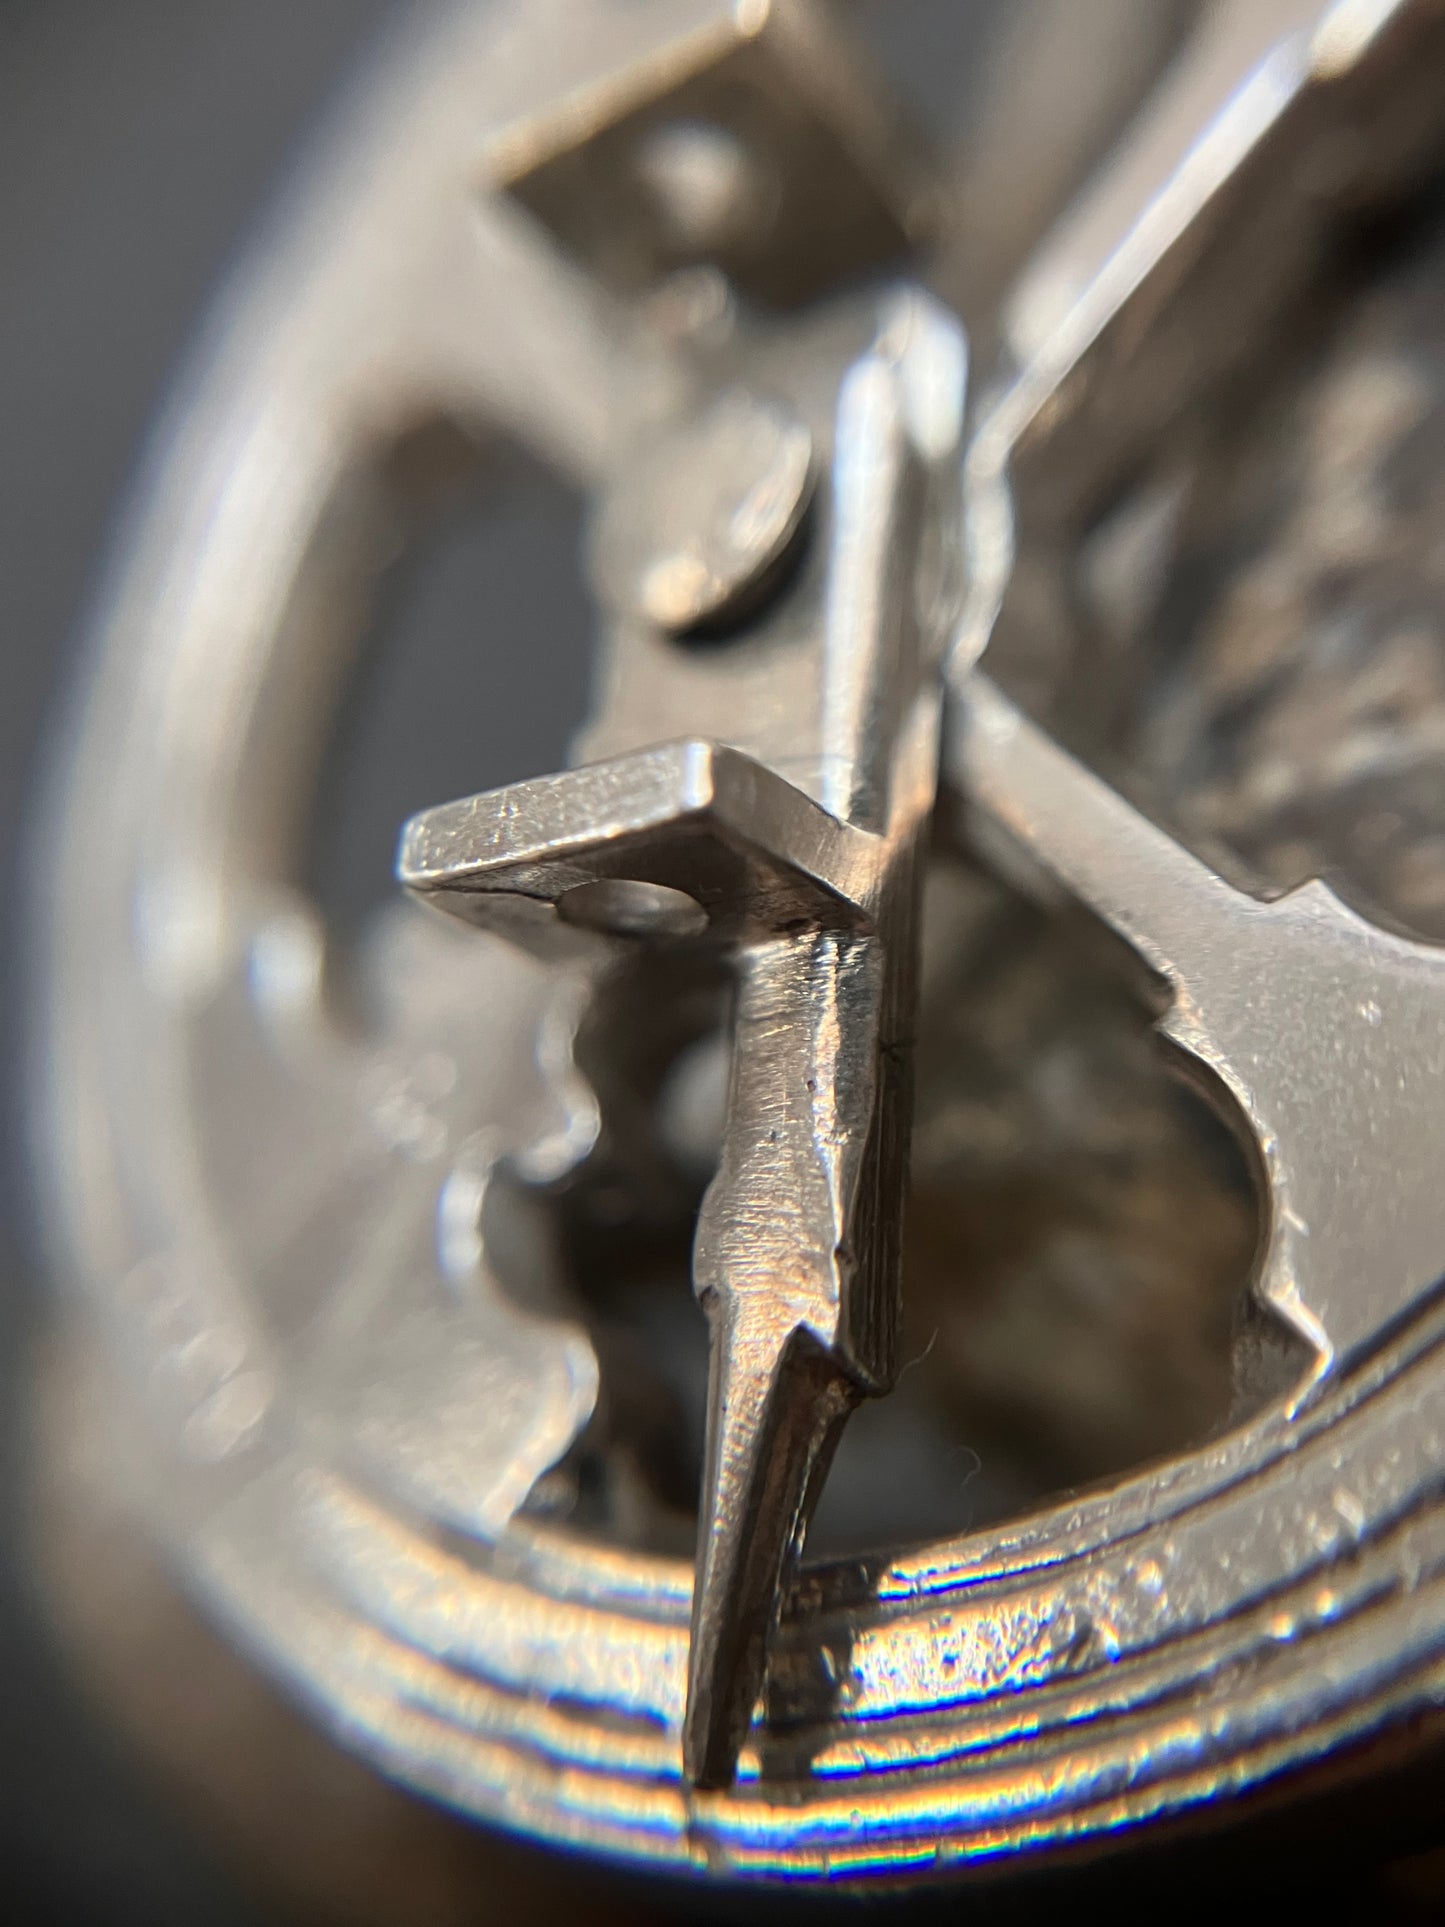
<box><xmin>1</xmin><ymin>12</ymin><xmax>389</xmax><ymax>1920</ymax></box>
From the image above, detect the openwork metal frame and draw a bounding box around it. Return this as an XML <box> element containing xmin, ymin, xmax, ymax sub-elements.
<box><xmin>34</xmin><ymin>0</ymin><xmax>1445</xmax><ymax>1887</ymax></box>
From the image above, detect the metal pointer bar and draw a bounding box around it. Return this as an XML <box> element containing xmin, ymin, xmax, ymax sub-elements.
<box><xmin>400</xmin><ymin>289</ymin><xmax>965</xmax><ymax>1784</ymax></box>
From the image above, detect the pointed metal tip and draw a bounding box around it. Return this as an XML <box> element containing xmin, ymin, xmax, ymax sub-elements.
<box><xmin>682</xmin><ymin>1310</ymin><xmax>856</xmax><ymax>1788</ymax></box>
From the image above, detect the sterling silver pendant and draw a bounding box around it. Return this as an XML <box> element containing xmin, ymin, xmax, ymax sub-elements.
<box><xmin>32</xmin><ymin>0</ymin><xmax>1445</xmax><ymax>1893</ymax></box>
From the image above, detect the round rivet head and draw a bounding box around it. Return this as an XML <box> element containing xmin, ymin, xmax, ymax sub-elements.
<box><xmin>590</xmin><ymin>388</ymin><xmax>815</xmax><ymax>636</ymax></box>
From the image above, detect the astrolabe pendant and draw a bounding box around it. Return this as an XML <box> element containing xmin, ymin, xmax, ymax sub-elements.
<box><xmin>34</xmin><ymin>0</ymin><xmax>1445</xmax><ymax>1897</ymax></box>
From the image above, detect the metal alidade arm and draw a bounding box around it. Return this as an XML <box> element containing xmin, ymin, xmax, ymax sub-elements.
<box><xmin>401</xmin><ymin>290</ymin><xmax>965</xmax><ymax>1784</ymax></box>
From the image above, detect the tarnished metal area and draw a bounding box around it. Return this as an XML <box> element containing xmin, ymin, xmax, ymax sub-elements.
<box><xmin>29</xmin><ymin>0</ymin><xmax>1445</xmax><ymax>1895</ymax></box>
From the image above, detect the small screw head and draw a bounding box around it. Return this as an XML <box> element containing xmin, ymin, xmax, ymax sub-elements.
<box><xmin>590</xmin><ymin>388</ymin><xmax>815</xmax><ymax>636</ymax></box>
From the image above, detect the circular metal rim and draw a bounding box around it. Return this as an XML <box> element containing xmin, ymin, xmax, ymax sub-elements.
<box><xmin>31</xmin><ymin>0</ymin><xmax>1445</xmax><ymax>1886</ymax></box>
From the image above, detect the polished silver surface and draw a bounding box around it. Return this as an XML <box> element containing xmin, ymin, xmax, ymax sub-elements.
<box><xmin>31</xmin><ymin>0</ymin><xmax>1445</xmax><ymax>1892</ymax></box>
